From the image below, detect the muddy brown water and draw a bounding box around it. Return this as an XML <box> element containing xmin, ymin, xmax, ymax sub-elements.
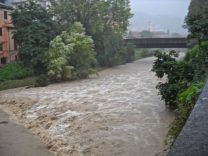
<box><xmin>0</xmin><ymin>57</ymin><xmax>174</xmax><ymax>156</ymax></box>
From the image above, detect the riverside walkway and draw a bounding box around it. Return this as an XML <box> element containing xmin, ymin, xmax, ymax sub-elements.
<box><xmin>0</xmin><ymin>109</ymin><xmax>54</xmax><ymax>156</ymax></box>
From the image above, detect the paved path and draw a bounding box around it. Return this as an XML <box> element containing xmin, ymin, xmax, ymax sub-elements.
<box><xmin>0</xmin><ymin>110</ymin><xmax>54</xmax><ymax>156</ymax></box>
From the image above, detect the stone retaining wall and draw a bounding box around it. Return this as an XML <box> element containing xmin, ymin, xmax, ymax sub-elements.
<box><xmin>167</xmin><ymin>82</ymin><xmax>208</xmax><ymax>156</ymax></box>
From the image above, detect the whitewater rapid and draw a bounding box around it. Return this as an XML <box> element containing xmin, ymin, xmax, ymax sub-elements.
<box><xmin>0</xmin><ymin>57</ymin><xmax>174</xmax><ymax>156</ymax></box>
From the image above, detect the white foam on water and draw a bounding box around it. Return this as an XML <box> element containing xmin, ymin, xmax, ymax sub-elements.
<box><xmin>0</xmin><ymin>58</ymin><xmax>174</xmax><ymax>156</ymax></box>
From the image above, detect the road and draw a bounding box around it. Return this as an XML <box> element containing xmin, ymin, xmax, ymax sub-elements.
<box><xmin>0</xmin><ymin>57</ymin><xmax>174</xmax><ymax>156</ymax></box>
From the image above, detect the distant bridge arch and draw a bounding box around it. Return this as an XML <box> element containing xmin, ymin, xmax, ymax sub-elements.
<box><xmin>124</xmin><ymin>38</ymin><xmax>188</xmax><ymax>48</ymax></box>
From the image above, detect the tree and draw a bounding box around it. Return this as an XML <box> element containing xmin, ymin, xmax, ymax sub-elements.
<box><xmin>51</xmin><ymin>0</ymin><xmax>133</xmax><ymax>67</ymax></box>
<box><xmin>47</xmin><ymin>22</ymin><xmax>97</xmax><ymax>81</ymax></box>
<box><xmin>152</xmin><ymin>50</ymin><xmax>194</xmax><ymax>109</ymax></box>
<box><xmin>152</xmin><ymin>42</ymin><xmax>208</xmax><ymax>140</ymax></box>
<box><xmin>152</xmin><ymin>41</ymin><xmax>208</xmax><ymax>109</ymax></box>
<box><xmin>185</xmin><ymin>0</ymin><xmax>208</xmax><ymax>42</ymax></box>
<box><xmin>11</xmin><ymin>0</ymin><xmax>58</xmax><ymax>73</ymax></box>
<box><xmin>51</xmin><ymin>0</ymin><xmax>105</xmax><ymax>34</ymax></box>
<box><xmin>52</xmin><ymin>0</ymin><xmax>131</xmax><ymax>34</ymax></box>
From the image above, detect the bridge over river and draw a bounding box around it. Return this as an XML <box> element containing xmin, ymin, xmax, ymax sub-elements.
<box><xmin>0</xmin><ymin>57</ymin><xmax>174</xmax><ymax>156</ymax></box>
<box><xmin>125</xmin><ymin>37</ymin><xmax>188</xmax><ymax>48</ymax></box>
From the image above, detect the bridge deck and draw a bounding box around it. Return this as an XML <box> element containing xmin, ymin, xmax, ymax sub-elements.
<box><xmin>124</xmin><ymin>38</ymin><xmax>187</xmax><ymax>48</ymax></box>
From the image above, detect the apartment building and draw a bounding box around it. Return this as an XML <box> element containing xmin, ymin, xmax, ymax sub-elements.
<box><xmin>0</xmin><ymin>3</ymin><xmax>17</xmax><ymax>65</ymax></box>
<box><xmin>12</xmin><ymin>0</ymin><xmax>50</xmax><ymax>8</ymax></box>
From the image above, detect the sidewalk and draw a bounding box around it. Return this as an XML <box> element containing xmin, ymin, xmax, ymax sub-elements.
<box><xmin>0</xmin><ymin>109</ymin><xmax>54</xmax><ymax>156</ymax></box>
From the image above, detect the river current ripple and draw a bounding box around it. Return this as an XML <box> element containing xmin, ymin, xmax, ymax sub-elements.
<box><xmin>0</xmin><ymin>57</ymin><xmax>174</xmax><ymax>156</ymax></box>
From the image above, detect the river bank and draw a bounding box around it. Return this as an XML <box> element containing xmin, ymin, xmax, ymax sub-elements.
<box><xmin>0</xmin><ymin>109</ymin><xmax>54</xmax><ymax>156</ymax></box>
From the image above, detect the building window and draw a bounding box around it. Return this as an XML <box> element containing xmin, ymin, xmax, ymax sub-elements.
<box><xmin>1</xmin><ymin>57</ymin><xmax>7</xmax><ymax>64</ymax></box>
<box><xmin>0</xmin><ymin>28</ymin><xmax>2</xmax><ymax>36</ymax></box>
<box><xmin>14</xmin><ymin>39</ymin><xmax>18</xmax><ymax>50</ymax></box>
<box><xmin>0</xmin><ymin>43</ymin><xmax>2</xmax><ymax>51</ymax></box>
<box><xmin>4</xmin><ymin>11</ymin><xmax>8</xmax><ymax>20</ymax></box>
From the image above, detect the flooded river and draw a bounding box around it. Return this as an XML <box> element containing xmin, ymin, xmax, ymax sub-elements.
<box><xmin>0</xmin><ymin>57</ymin><xmax>174</xmax><ymax>156</ymax></box>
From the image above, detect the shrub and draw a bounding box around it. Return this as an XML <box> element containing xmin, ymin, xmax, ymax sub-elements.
<box><xmin>47</xmin><ymin>22</ymin><xmax>97</xmax><ymax>81</ymax></box>
<box><xmin>152</xmin><ymin>42</ymin><xmax>208</xmax><ymax>143</ymax></box>
<box><xmin>124</xmin><ymin>43</ymin><xmax>135</xmax><ymax>63</ymax></box>
<box><xmin>34</xmin><ymin>75</ymin><xmax>49</xmax><ymax>87</ymax></box>
<box><xmin>153</xmin><ymin>47</ymin><xmax>208</xmax><ymax>103</ymax></box>
<box><xmin>0</xmin><ymin>63</ymin><xmax>32</xmax><ymax>80</ymax></box>
<box><xmin>185</xmin><ymin>41</ymin><xmax>208</xmax><ymax>80</ymax></box>
<box><xmin>62</xmin><ymin>66</ymin><xmax>74</xmax><ymax>80</ymax></box>
<box><xmin>152</xmin><ymin>50</ymin><xmax>195</xmax><ymax>109</ymax></box>
<box><xmin>11</xmin><ymin>0</ymin><xmax>58</xmax><ymax>74</ymax></box>
<box><xmin>168</xmin><ymin>82</ymin><xmax>204</xmax><ymax>140</ymax></box>
<box><xmin>0</xmin><ymin>77</ymin><xmax>36</xmax><ymax>91</ymax></box>
<box><xmin>96</xmin><ymin>32</ymin><xmax>135</xmax><ymax>67</ymax></box>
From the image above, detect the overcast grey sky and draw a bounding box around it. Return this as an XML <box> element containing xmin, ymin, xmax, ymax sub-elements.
<box><xmin>129</xmin><ymin>0</ymin><xmax>191</xmax><ymax>34</ymax></box>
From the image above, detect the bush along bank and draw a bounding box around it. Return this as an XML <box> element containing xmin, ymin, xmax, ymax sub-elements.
<box><xmin>46</xmin><ymin>22</ymin><xmax>97</xmax><ymax>82</ymax></box>
<box><xmin>0</xmin><ymin>63</ymin><xmax>32</xmax><ymax>81</ymax></box>
<box><xmin>0</xmin><ymin>63</ymin><xmax>35</xmax><ymax>91</ymax></box>
<box><xmin>152</xmin><ymin>41</ymin><xmax>208</xmax><ymax>144</ymax></box>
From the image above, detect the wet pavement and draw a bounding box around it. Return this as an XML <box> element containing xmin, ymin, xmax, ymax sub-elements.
<box><xmin>0</xmin><ymin>109</ymin><xmax>54</xmax><ymax>156</ymax></box>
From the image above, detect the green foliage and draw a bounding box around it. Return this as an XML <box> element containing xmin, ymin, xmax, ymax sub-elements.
<box><xmin>47</xmin><ymin>31</ymin><xmax>74</xmax><ymax>80</ymax></box>
<box><xmin>153</xmin><ymin>41</ymin><xmax>208</xmax><ymax>109</ymax></box>
<box><xmin>68</xmin><ymin>23</ymin><xmax>97</xmax><ymax>78</ymax></box>
<box><xmin>97</xmin><ymin>33</ymin><xmax>124</xmax><ymax>66</ymax></box>
<box><xmin>52</xmin><ymin>0</ymin><xmax>132</xmax><ymax>34</ymax></box>
<box><xmin>0</xmin><ymin>63</ymin><xmax>32</xmax><ymax>80</ymax></box>
<box><xmin>152</xmin><ymin>50</ymin><xmax>195</xmax><ymax>109</ymax></box>
<box><xmin>34</xmin><ymin>75</ymin><xmax>49</xmax><ymax>87</ymax></box>
<box><xmin>0</xmin><ymin>77</ymin><xmax>36</xmax><ymax>91</ymax></box>
<box><xmin>11</xmin><ymin>0</ymin><xmax>58</xmax><ymax>73</ymax></box>
<box><xmin>185</xmin><ymin>0</ymin><xmax>208</xmax><ymax>41</ymax></box>
<box><xmin>47</xmin><ymin>22</ymin><xmax>97</xmax><ymax>81</ymax></box>
<box><xmin>178</xmin><ymin>82</ymin><xmax>204</xmax><ymax>106</ymax></box>
<box><xmin>185</xmin><ymin>41</ymin><xmax>208</xmax><ymax>80</ymax></box>
<box><xmin>152</xmin><ymin>41</ymin><xmax>208</xmax><ymax>142</ymax></box>
<box><xmin>52</xmin><ymin>0</ymin><xmax>132</xmax><ymax>67</ymax></box>
<box><xmin>125</xmin><ymin>43</ymin><xmax>136</xmax><ymax>62</ymax></box>
<box><xmin>168</xmin><ymin>82</ymin><xmax>204</xmax><ymax>140</ymax></box>
<box><xmin>96</xmin><ymin>32</ymin><xmax>135</xmax><ymax>67</ymax></box>
<box><xmin>11</xmin><ymin>0</ymin><xmax>132</xmax><ymax>77</ymax></box>
<box><xmin>62</xmin><ymin>66</ymin><xmax>74</xmax><ymax>80</ymax></box>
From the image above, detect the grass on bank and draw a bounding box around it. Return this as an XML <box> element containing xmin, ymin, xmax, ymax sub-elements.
<box><xmin>0</xmin><ymin>63</ymin><xmax>35</xmax><ymax>91</ymax></box>
<box><xmin>0</xmin><ymin>63</ymin><xmax>32</xmax><ymax>81</ymax></box>
<box><xmin>0</xmin><ymin>77</ymin><xmax>36</xmax><ymax>91</ymax></box>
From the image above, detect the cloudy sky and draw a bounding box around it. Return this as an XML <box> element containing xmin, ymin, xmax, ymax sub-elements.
<box><xmin>129</xmin><ymin>0</ymin><xmax>191</xmax><ymax>34</ymax></box>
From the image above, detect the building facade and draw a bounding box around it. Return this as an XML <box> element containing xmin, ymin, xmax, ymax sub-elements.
<box><xmin>0</xmin><ymin>3</ymin><xmax>17</xmax><ymax>65</ymax></box>
<box><xmin>11</xmin><ymin>0</ymin><xmax>50</xmax><ymax>8</ymax></box>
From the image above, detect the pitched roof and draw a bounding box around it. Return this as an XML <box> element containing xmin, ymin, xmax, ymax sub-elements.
<box><xmin>0</xmin><ymin>2</ymin><xmax>13</xmax><ymax>10</ymax></box>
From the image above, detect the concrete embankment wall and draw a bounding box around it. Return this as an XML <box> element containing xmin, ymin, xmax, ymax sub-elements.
<box><xmin>167</xmin><ymin>81</ymin><xmax>208</xmax><ymax>156</ymax></box>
